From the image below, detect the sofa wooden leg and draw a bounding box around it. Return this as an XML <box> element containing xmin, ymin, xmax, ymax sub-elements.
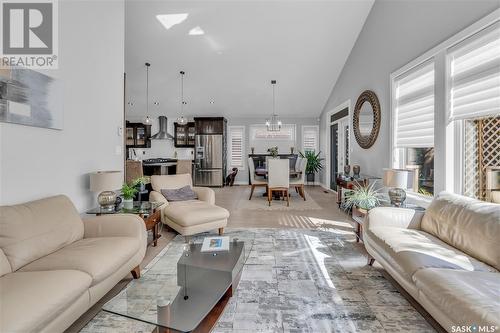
<box><xmin>367</xmin><ymin>257</ymin><xmax>375</xmax><ymax>266</ymax></box>
<box><xmin>218</xmin><ymin>227</ymin><xmax>224</xmax><ymax>235</ymax></box>
<box><xmin>131</xmin><ymin>265</ymin><xmax>141</xmax><ymax>279</ymax></box>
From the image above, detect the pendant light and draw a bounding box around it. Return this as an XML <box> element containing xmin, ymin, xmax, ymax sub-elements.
<box><xmin>177</xmin><ymin>71</ymin><xmax>188</xmax><ymax>125</ymax></box>
<box><xmin>266</xmin><ymin>80</ymin><xmax>282</xmax><ymax>131</ymax></box>
<box><xmin>144</xmin><ymin>62</ymin><xmax>151</xmax><ymax>124</ymax></box>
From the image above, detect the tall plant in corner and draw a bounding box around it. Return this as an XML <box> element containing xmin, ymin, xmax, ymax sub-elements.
<box><xmin>299</xmin><ymin>150</ymin><xmax>324</xmax><ymax>183</ymax></box>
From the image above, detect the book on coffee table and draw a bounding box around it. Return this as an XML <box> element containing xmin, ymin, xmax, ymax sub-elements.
<box><xmin>200</xmin><ymin>236</ymin><xmax>230</xmax><ymax>252</ymax></box>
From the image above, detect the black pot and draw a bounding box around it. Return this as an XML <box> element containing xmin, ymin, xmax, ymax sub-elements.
<box><xmin>307</xmin><ymin>173</ymin><xmax>315</xmax><ymax>183</ymax></box>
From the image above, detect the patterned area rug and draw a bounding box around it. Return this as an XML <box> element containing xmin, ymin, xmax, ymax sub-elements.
<box><xmin>237</xmin><ymin>189</ymin><xmax>323</xmax><ymax>211</ymax></box>
<box><xmin>81</xmin><ymin>228</ymin><xmax>435</xmax><ymax>333</ymax></box>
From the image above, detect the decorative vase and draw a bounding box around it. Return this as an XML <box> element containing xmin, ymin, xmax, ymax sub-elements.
<box><xmin>344</xmin><ymin>164</ymin><xmax>351</xmax><ymax>175</ymax></box>
<box><xmin>123</xmin><ymin>198</ymin><xmax>133</xmax><ymax>209</ymax></box>
<box><xmin>290</xmin><ymin>147</ymin><xmax>294</xmax><ymax>154</ymax></box>
<box><xmin>251</xmin><ymin>147</ymin><xmax>255</xmax><ymax>154</ymax></box>
<box><xmin>353</xmin><ymin>165</ymin><xmax>361</xmax><ymax>177</ymax></box>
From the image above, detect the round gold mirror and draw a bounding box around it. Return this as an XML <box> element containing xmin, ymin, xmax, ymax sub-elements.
<box><xmin>353</xmin><ymin>90</ymin><xmax>381</xmax><ymax>149</ymax></box>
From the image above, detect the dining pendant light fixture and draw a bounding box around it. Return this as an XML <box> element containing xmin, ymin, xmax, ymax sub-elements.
<box><xmin>266</xmin><ymin>80</ymin><xmax>282</xmax><ymax>131</ymax></box>
<box><xmin>144</xmin><ymin>62</ymin><xmax>151</xmax><ymax>124</ymax></box>
<box><xmin>176</xmin><ymin>71</ymin><xmax>188</xmax><ymax>125</ymax></box>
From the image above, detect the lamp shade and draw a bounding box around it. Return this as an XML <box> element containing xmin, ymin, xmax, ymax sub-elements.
<box><xmin>383</xmin><ymin>169</ymin><xmax>408</xmax><ymax>189</ymax></box>
<box><xmin>90</xmin><ymin>171</ymin><xmax>122</xmax><ymax>192</ymax></box>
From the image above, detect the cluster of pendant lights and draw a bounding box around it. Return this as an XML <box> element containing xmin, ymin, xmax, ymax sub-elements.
<box><xmin>141</xmin><ymin>63</ymin><xmax>280</xmax><ymax>131</ymax></box>
<box><xmin>141</xmin><ymin>63</ymin><xmax>187</xmax><ymax>125</ymax></box>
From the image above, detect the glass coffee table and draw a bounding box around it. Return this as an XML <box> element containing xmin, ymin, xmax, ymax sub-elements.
<box><xmin>86</xmin><ymin>201</ymin><xmax>163</xmax><ymax>246</ymax></box>
<box><xmin>103</xmin><ymin>235</ymin><xmax>251</xmax><ymax>332</ymax></box>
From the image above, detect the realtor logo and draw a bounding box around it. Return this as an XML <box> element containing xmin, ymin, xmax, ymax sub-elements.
<box><xmin>1</xmin><ymin>0</ymin><xmax>58</xmax><ymax>68</ymax></box>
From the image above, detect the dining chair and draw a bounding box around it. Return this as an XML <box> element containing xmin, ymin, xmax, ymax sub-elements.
<box><xmin>290</xmin><ymin>157</ymin><xmax>307</xmax><ymax>200</ymax></box>
<box><xmin>248</xmin><ymin>157</ymin><xmax>267</xmax><ymax>200</ymax></box>
<box><xmin>268</xmin><ymin>159</ymin><xmax>290</xmax><ymax>206</ymax></box>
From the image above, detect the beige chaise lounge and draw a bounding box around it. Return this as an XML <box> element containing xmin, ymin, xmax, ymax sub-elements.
<box><xmin>363</xmin><ymin>192</ymin><xmax>500</xmax><ymax>332</ymax></box>
<box><xmin>149</xmin><ymin>174</ymin><xmax>229</xmax><ymax>236</ymax></box>
<box><xmin>0</xmin><ymin>195</ymin><xmax>147</xmax><ymax>333</ymax></box>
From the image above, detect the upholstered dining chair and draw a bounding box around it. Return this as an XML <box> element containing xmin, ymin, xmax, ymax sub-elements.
<box><xmin>268</xmin><ymin>158</ymin><xmax>290</xmax><ymax>206</ymax></box>
<box><xmin>248</xmin><ymin>157</ymin><xmax>267</xmax><ymax>200</ymax></box>
<box><xmin>290</xmin><ymin>157</ymin><xmax>307</xmax><ymax>200</ymax></box>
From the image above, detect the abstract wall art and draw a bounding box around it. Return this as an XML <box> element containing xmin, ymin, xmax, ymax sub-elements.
<box><xmin>0</xmin><ymin>67</ymin><xmax>62</xmax><ymax>130</ymax></box>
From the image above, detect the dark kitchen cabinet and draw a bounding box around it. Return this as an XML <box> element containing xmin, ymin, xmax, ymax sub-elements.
<box><xmin>126</xmin><ymin>121</ymin><xmax>151</xmax><ymax>148</ymax></box>
<box><xmin>174</xmin><ymin>122</ymin><xmax>195</xmax><ymax>147</ymax></box>
<box><xmin>194</xmin><ymin>117</ymin><xmax>227</xmax><ymax>135</ymax></box>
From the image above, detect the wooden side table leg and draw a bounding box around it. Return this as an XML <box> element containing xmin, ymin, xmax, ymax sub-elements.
<box><xmin>356</xmin><ymin>223</ymin><xmax>361</xmax><ymax>243</ymax></box>
<box><xmin>153</xmin><ymin>222</ymin><xmax>158</xmax><ymax>247</ymax></box>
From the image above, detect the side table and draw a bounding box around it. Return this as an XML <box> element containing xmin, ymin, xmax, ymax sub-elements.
<box><xmin>86</xmin><ymin>201</ymin><xmax>164</xmax><ymax>247</ymax></box>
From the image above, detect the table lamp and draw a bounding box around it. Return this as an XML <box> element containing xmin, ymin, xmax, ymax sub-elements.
<box><xmin>90</xmin><ymin>171</ymin><xmax>123</xmax><ymax>211</ymax></box>
<box><xmin>383</xmin><ymin>169</ymin><xmax>409</xmax><ymax>207</ymax></box>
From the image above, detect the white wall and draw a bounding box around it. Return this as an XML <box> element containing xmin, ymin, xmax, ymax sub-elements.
<box><xmin>228</xmin><ymin>117</ymin><xmax>320</xmax><ymax>184</ymax></box>
<box><xmin>0</xmin><ymin>1</ymin><xmax>125</xmax><ymax>211</ymax></box>
<box><xmin>319</xmin><ymin>0</ymin><xmax>499</xmax><ymax>188</ymax></box>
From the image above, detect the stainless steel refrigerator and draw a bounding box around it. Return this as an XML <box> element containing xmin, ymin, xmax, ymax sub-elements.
<box><xmin>194</xmin><ymin>134</ymin><xmax>224</xmax><ymax>186</ymax></box>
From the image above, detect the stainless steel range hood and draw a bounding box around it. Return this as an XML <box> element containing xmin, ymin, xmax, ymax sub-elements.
<box><xmin>151</xmin><ymin>116</ymin><xmax>174</xmax><ymax>140</ymax></box>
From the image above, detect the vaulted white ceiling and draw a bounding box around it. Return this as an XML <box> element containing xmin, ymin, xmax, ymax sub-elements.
<box><xmin>125</xmin><ymin>1</ymin><xmax>374</xmax><ymax>119</ymax></box>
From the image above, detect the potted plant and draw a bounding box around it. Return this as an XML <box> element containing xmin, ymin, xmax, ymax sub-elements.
<box><xmin>121</xmin><ymin>183</ymin><xmax>138</xmax><ymax>209</ymax></box>
<box><xmin>299</xmin><ymin>150</ymin><xmax>324</xmax><ymax>183</ymax></box>
<box><xmin>132</xmin><ymin>176</ymin><xmax>149</xmax><ymax>192</ymax></box>
<box><xmin>341</xmin><ymin>181</ymin><xmax>381</xmax><ymax>213</ymax></box>
<box><xmin>267</xmin><ymin>146</ymin><xmax>279</xmax><ymax>158</ymax></box>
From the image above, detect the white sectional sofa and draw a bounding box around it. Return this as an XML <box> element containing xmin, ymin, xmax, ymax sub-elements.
<box><xmin>0</xmin><ymin>195</ymin><xmax>147</xmax><ymax>333</ymax></box>
<box><xmin>363</xmin><ymin>191</ymin><xmax>500</xmax><ymax>332</ymax></box>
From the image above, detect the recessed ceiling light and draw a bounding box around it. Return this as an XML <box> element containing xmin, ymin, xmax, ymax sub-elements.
<box><xmin>156</xmin><ymin>13</ymin><xmax>188</xmax><ymax>30</ymax></box>
<box><xmin>189</xmin><ymin>26</ymin><xmax>204</xmax><ymax>36</ymax></box>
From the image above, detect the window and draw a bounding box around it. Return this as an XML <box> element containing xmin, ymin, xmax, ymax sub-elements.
<box><xmin>302</xmin><ymin>125</ymin><xmax>319</xmax><ymax>152</ymax></box>
<box><xmin>392</xmin><ymin>60</ymin><xmax>435</xmax><ymax>195</ymax></box>
<box><xmin>249</xmin><ymin>124</ymin><xmax>296</xmax><ymax>153</ymax></box>
<box><xmin>389</xmin><ymin>9</ymin><xmax>499</xmax><ymax>201</ymax></box>
<box><xmin>448</xmin><ymin>21</ymin><xmax>500</xmax><ymax>199</ymax></box>
<box><xmin>228</xmin><ymin>126</ymin><xmax>245</xmax><ymax>169</ymax></box>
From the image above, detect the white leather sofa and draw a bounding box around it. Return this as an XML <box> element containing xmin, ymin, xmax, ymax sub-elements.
<box><xmin>149</xmin><ymin>174</ymin><xmax>229</xmax><ymax>236</ymax></box>
<box><xmin>363</xmin><ymin>192</ymin><xmax>500</xmax><ymax>332</ymax></box>
<box><xmin>0</xmin><ymin>195</ymin><xmax>147</xmax><ymax>333</ymax></box>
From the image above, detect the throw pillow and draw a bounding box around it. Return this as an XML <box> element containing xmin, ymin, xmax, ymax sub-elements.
<box><xmin>161</xmin><ymin>185</ymin><xmax>198</xmax><ymax>201</ymax></box>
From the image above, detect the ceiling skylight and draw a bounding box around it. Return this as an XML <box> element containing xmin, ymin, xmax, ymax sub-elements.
<box><xmin>189</xmin><ymin>26</ymin><xmax>205</xmax><ymax>35</ymax></box>
<box><xmin>156</xmin><ymin>14</ymin><xmax>188</xmax><ymax>30</ymax></box>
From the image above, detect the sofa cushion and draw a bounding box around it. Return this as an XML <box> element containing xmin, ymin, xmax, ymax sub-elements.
<box><xmin>0</xmin><ymin>195</ymin><xmax>84</xmax><ymax>271</ymax></box>
<box><xmin>164</xmin><ymin>200</ymin><xmax>229</xmax><ymax>227</ymax></box>
<box><xmin>414</xmin><ymin>268</ymin><xmax>500</xmax><ymax>328</ymax></box>
<box><xmin>0</xmin><ymin>270</ymin><xmax>92</xmax><ymax>333</ymax></box>
<box><xmin>151</xmin><ymin>174</ymin><xmax>192</xmax><ymax>191</ymax></box>
<box><xmin>19</xmin><ymin>237</ymin><xmax>140</xmax><ymax>285</ymax></box>
<box><xmin>368</xmin><ymin>227</ymin><xmax>496</xmax><ymax>280</ymax></box>
<box><xmin>421</xmin><ymin>191</ymin><xmax>500</xmax><ymax>270</ymax></box>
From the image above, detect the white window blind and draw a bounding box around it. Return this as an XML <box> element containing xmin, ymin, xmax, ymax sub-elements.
<box><xmin>393</xmin><ymin>61</ymin><xmax>435</xmax><ymax>148</ymax></box>
<box><xmin>302</xmin><ymin>126</ymin><xmax>319</xmax><ymax>152</ymax></box>
<box><xmin>228</xmin><ymin>126</ymin><xmax>244</xmax><ymax>169</ymax></box>
<box><xmin>448</xmin><ymin>22</ymin><xmax>500</xmax><ymax>121</ymax></box>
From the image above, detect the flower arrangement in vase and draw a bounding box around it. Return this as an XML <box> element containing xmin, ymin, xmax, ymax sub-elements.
<box><xmin>267</xmin><ymin>146</ymin><xmax>279</xmax><ymax>158</ymax></box>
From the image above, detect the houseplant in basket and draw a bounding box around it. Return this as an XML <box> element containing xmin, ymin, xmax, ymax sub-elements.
<box><xmin>341</xmin><ymin>180</ymin><xmax>381</xmax><ymax>213</ymax></box>
<box><xmin>121</xmin><ymin>183</ymin><xmax>138</xmax><ymax>209</ymax></box>
<box><xmin>299</xmin><ymin>150</ymin><xmax>324</xmax><ymax>183</ymax></box>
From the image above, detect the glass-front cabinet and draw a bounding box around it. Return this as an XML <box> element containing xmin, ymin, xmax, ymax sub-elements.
<box><xmin>125</xmin><ymin>121</ymin><xmax>151</xmax><ymax>148</ymax></box>
<box><xmin>174</xmin><ymin>122</ymin><xmax>195</xmax><ymax>147</ymax></box>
